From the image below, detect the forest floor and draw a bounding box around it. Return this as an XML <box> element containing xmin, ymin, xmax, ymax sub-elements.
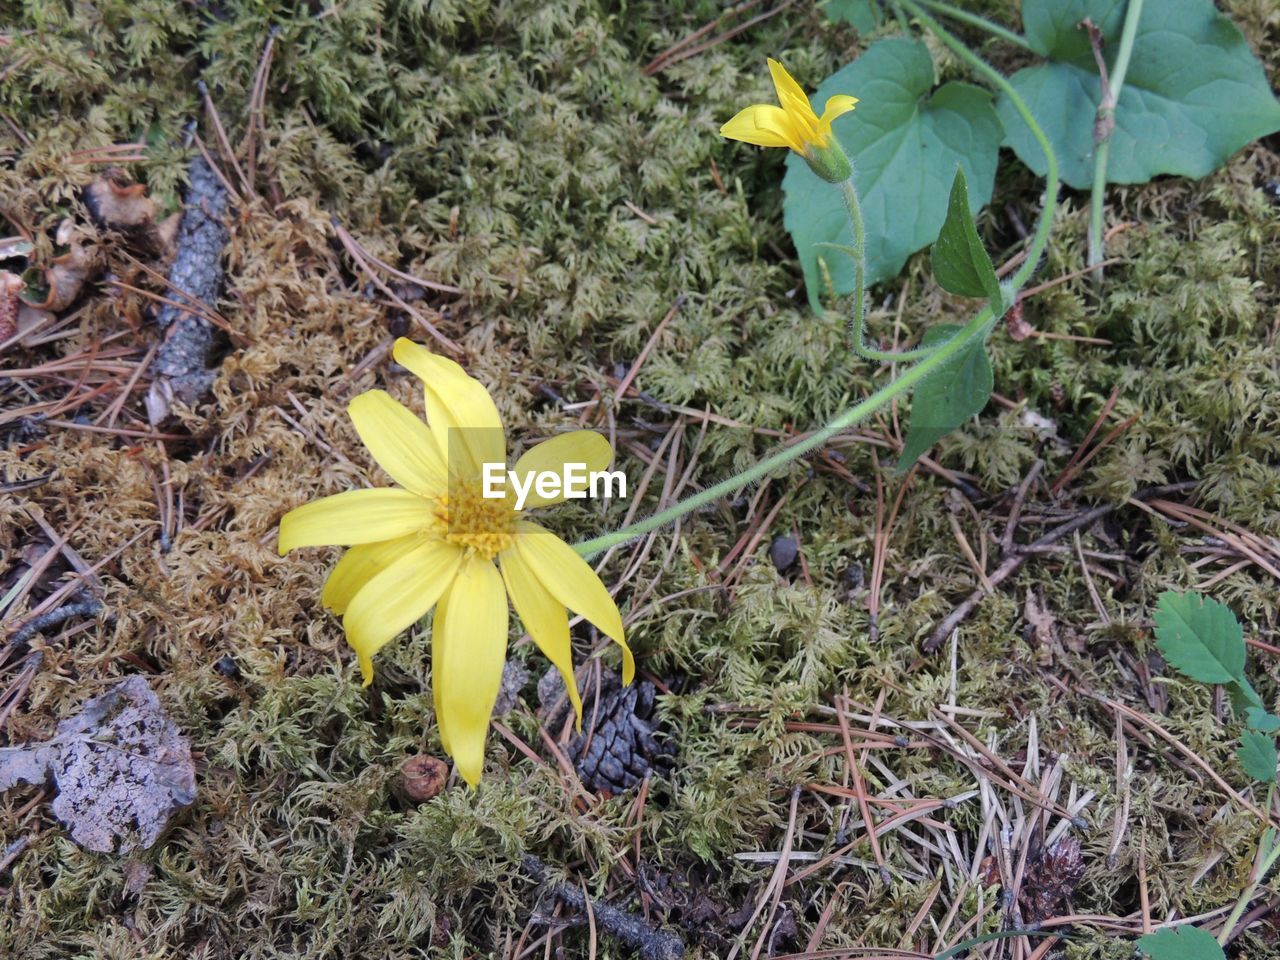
<box><xmin>2</xmin><ymin>1</ymin><xmax>1280</xmax><ymax>958</ymax></box>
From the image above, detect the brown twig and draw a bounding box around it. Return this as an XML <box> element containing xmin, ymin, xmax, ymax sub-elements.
<box><xmin>522</xmin><ymin>855</ymin><xmax>684</xmax><ymax>960</ymax></box>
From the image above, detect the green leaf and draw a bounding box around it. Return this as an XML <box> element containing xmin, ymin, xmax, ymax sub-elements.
<box><xmin>1137</xmin><ymin>926</ymin><xmax>1225</xmax><ymax>960</ymax></box>
<box><xmin>998</xmin><ymin>0</ymin><xmax>1280</xmax><ymax>189</ymax></box>
<box><xmin>1247</xmin><ymin>708</ymin><xmax>1280</xmax><ymax>733</ymax></box>
<box><xmin>898</xmin><ymin>324</ymin><xmax>992</xmax><ymax>470</ymax></box>
<box><xmin>822</xmin><ymin>0</ymin><xmax>883</xmax><ymax>32</ymax></box>
<box><xmin>783</xmin><ymin>39</ymin><xmax>1003</xmax><ymax>309</ymax></box>
<box><xmin>1228</xmin><ymin>677</ymin><xmax>1265</xmax><ymax>714</ymax></box>
<box><xmin>1238</xmin><ymin>730</ymin><xmax>1278</xmax><ymax>784</ymax></box>
<box><xmin>1153</xmin><ymin>590</ymin><xmax>1245</xmax><ymax>686</ymax></box>
<box><xmin>931</xmin><ymin>167</ymin><xmax>1002</xmax><ymax>305</ymax></box>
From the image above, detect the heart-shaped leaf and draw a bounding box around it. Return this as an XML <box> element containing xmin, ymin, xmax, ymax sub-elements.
<box><xmin>998</xmin><ymin>0</ymin><xmax>1280</xmax><ymax>189</ymax></box>
<box><xmin>931</xmin><ymin>166</ymin><xmax>1002</xmax><ymax>305</ymax></box>
<box><xmin>783</xmin><ymin>38</ymin><xmax>1003</xmax><ymax>309</ymax></box>
<box><xmin>898</xmin><ymin>323</ymin><xmax>992</xmax><ymax>469</ymax></box>
<box><xmin>1153</xmin><ymin>590</ymin><xmax>1245</xmax><ymax>686</ymax></box>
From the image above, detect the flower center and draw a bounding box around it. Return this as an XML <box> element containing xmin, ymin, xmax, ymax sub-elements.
<box><xmin>434</xmin><ymin>484</ymin><xmax>515</xmax><ymax>559</ymax></box>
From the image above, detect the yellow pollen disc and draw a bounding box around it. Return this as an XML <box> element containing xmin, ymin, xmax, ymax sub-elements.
<box><xmin>433</xmin><ymin>487</ymin><xmax>515</xmax><ymax>559</ymax></box>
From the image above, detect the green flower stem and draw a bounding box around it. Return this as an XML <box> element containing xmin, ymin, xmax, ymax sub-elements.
<box><xmin>838</xmin><ymin>177</ymin><xmax>937</xmax><ymax>363</ymax></box>
<box><xmin>573</xmin><ymin>4</ymin><xmax>1061</xmax><ymax>562</ymax></box>
<box><xmin>898</xmin><ymin>0</ymin><xmax>1059</xmax><ymax>290</ymax></box>
<box><xmin>574</xmin><ymin>305</ymin><xmax>996</xmax><ymax>560</ymax></box>
<box><xmin>1087</xmin><ymin>0</ymin><xmax>1145</xmax><ymax>275</ymax></box>
<box><xmin>911</xmin><ymin>0</ymin><xmax>1033</xmax><ymax>52</ymax></box>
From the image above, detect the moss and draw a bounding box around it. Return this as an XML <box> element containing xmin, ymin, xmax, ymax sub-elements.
<box><xmin>2</xmin><ymin>0</ymin><xmax>1280</xmax><ymax>956</ymax></box>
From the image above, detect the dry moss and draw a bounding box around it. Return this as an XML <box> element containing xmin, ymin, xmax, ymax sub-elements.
<box><xmin>2</xmin><ymin>0</ymin><xmax>1280</xmax><ymax>957</ymax></box>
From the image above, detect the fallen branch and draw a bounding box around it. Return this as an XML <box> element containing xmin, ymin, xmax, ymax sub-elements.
<box><xmin>522</xmin><ymin>855</ymin><xmax>684</xmax><ymax>960</ymax></box>
<box><xmin>149</xmin><ymin>153</ymin><xmax>230</xmax><ymax>414</ymax></box>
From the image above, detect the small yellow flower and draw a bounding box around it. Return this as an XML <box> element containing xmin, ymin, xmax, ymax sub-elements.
<box><xmin>278</xmin><ymin>338</ymin><xmax>634</xmax><ymax>786</ymax></box>
<box><xmin>721</xmin><ymin>58</ymin><xmax>858</xmax><ymax>182</ymax></box>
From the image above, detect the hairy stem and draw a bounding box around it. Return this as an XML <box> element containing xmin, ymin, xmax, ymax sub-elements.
<box><xmin>1087</xmin><ymin>0</ymin><xmax>1145</xmax><ymax>275</ymax></box>
<box><xmin>838</xmin><ymin>178</ymin><xmax>937</xmax><ymax>362</ymax></box>
<box><xmin>898</xmin><ymin>0</ymin><xmax>1059</xmax><ymax>289</ymax></box>
<box><xmin>574</xmin><ymin>306</ymin><xmax>996</xmax><ymax>559</ymax></box>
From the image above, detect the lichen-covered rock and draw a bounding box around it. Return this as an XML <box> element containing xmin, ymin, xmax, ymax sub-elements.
<box><xmin>0</xmin><ymin>676</ymin><xmax>196</xmax><ymax>854</ymax></box>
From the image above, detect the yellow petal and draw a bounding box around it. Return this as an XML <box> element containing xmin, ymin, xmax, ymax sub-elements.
<box><xmin>432</xmin><ymin>552</ymin><xmax>508</xmax><ymax>786</ymax></box>
<box><xmin>768</xmin><ymin>58</ymin><xmax>820</xmax><ymax>141</ymax></box>
<box><xmin>321</xmin><ymin>534</ymin><xmax>423</xmax><ymax>616</ymax></box>
<box><xmin>499</xmin><ymin>546</ymin><xmax>584</xmax><ymax>727</ymax></box>
<box><xmin>278</xmin><ymin>489</ymin><xmax>436</xmax><ymax>555</ymax></box>
<box><xmin>392</xmin><ymin>338</ymin><xmax>506</xmax><ymax>480</ymax></box>
<box><xmin>511</xmin><ymin>431</ymin><xmax>614</xmax><ymax>510</ymax></box>
<box><xmin>513</xmin><ymin>521</ymin><xmax>634</xmax><ymax>684</ymax></box>
<box><xmin>818</xmin><ymin>94</ymin><xmax>859</xmax><ymax>136</ymax></box>
<box><xmin>341</xmin><ymin>538</ymin><xmax>464</xmax><ymax>685</ymax></box>
<box><xmin>721</xmin><ymin>104</ymin><xmax>804</xmax><ymax>152</ymax></box>
<box><xmin>348</xmin><ymin>390</ymin><xmax>447</xmax><ymax>496</ymax></box>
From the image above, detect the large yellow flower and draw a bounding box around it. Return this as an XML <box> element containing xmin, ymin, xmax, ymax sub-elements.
<box><xmin>278</xmin><ymin>338</ymin><xmax>634</xmax><ymax>786</ymax></box>
<box><xmin>721</xmin><ymin>58</ymin><xmax>858</xmax><ymax>182</ymax></box>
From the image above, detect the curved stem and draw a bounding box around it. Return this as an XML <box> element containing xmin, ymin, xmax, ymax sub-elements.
<box><xmin>838</xmin><ymin>178</ymin><xmax>939</xmax><ymax>363</ymax></box>
<box><xmin>911</xmin><ymin>0</ymin><xmax>1032</xmax><ymax>52</ymax></box>
<box><xmin>574</xmin><ymin>306</ymin><xmax>996</xmax><ymax>559</ymax></box>
<box><xmin>898</xmin><ymin>0</ymin><xmax>1059</xmax><ymax>290</ymax></box>
<box><xmin>573</xmin><ymin>4</ymin><xmax>1061</xmax><ymax>562</ymax></box>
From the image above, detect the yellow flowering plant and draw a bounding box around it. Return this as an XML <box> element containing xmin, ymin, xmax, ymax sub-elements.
<box><xmin>278</xmin><ymin>338</ymin><xmax>633</xmax><ymax>786</ymax></box>
<box><xmin>721</xmin><ymin>58</ymin><xmax>858</xmax><ymax>183</ymax></box>
<box><xmin>280</xmin><ymin>22</ymin><xmax>1064</xmax><ymax>789</ymax></box>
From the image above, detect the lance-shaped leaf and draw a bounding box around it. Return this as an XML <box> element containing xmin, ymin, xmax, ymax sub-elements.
<box><xmin>898</xmin><ymin>323</ymin><xmax>992</xmax><ymax>470</ymax></box>
<box><xmin>931</xmin><ymin>166</ymin><xmax>1002</xmax><ymax>306</ymax></box>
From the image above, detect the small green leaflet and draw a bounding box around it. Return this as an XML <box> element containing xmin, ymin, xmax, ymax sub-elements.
<box><xmin>783</xmin><ymin>38</ymin><xmax>1003</xmax><ymax>309</ymax></box>
<box><xmin>898</xmin><ymin>323</ymin><xmax>992</xmax><ymax>470</ymax></box>
<box><xmin>1246</xmin><ymin>708</ymin><xmax>1280</xmax><ymax>733</ymax></box>
<box><xmin>1137</xmin><ymin>926</ymin><xmax>1225</xmax><ymax>960</ymax></box>
<box><xmin>998</xmin><ymin>0</ymin><xmax>1280</xmax><ymax>189</ymax></box>
<box><xmin>822</xmin><ymin>0</ymin><xmax>882</xmax><ymax>32</ymax></box>
<box><xmin>1238</xmin><ymin>729</ymin><xmax>1278</xmax><ymax>784</ymax></box>
<box><xmin>931</xmin><ymin>167</ymin><xmax>1002</xmax><ymax>306</ymax></box>
<box><xmin>1152</xmin><ymin>590</ymin><xmax>1245</xmax><ymax>686</ymax></box>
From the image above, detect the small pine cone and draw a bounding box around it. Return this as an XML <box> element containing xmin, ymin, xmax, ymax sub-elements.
<box><xmin>569</xmin><ymin>674</ymin><xmax>675</xmax><ymax>793</ymax></box>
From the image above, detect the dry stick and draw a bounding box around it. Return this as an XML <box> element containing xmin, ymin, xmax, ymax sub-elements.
<box><xmin>836</xmin><ymin>693</ymin><xmax>888</xmax><ymax>880</ymax></box>
<box><xmin>1002</xmin><ymin>460</ymin><xmax>1044</xmax><ymax>554</ymax></box>
<box><xmin>640</xmin><ymin>0</ymin><xmax>765</xmax><ymax>72</ymax></box>
<box><xmin>242</xmin><ymin>26</ymin><xmax>278</xmax><ymax>189</ymax></box>
<box><xmin>922</xmin><ymin>481</ymin><xmax>1198</xmax><ymax>653</ymax></box>
<box><xmin>1051</xmin><ymin>410</ymin><xmax>1141</xmax><ymax>496</ymax></box>
<box><xmin>521</xmin><ymin>855</ymin><xmax>684</xmax><ymax>960</ymax></box>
